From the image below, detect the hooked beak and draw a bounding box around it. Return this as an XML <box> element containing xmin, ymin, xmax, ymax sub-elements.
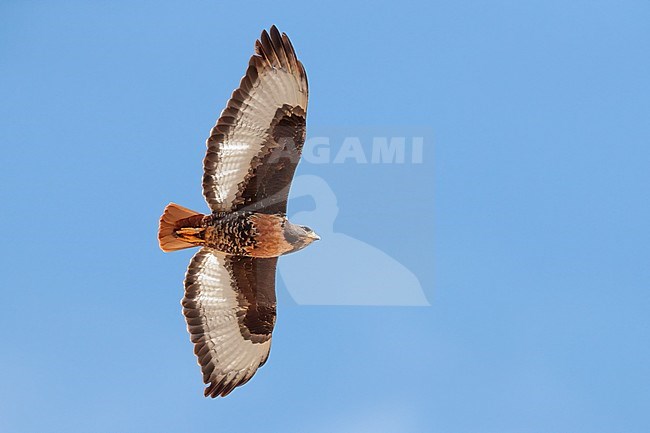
<box><xmin>308</xmin><ymin>232</ymin><xmax>321</xmax><ymax>241</ymax></box>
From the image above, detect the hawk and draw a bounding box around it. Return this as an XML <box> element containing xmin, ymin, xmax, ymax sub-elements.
<box><xmin>157</xmin><ymin>26</ymin><xmax>318</xmax><ymax>398</ymax></box>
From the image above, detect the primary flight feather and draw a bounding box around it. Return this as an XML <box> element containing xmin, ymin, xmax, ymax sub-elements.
<box><xmin>158</xmin><ymin>26</ymin><xmax>318</xmax><ymax>398</ymax></box>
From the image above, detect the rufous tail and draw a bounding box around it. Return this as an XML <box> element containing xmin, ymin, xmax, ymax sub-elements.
<box><xmin>158</xmin><ymin>203</ymin><xmax>205</xmax><ymax>252</ymax></box>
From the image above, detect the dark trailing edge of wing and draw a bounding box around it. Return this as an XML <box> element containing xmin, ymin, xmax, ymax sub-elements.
<box><xmin>232</xmin><ymin>104</ymin><xmax>307</xmax><ymax>214</ymax></box>
<box><xmin>225</xmin><ymin>256</ymin><xmax>277</xmax><ymax>342</ymax></box>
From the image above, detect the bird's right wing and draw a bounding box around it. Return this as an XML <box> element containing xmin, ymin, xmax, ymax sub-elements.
<box><xmin>182</xmin><ymin>248</ymin><xmax>278</xmax><ymax>397</ymax></box>
<box><xmin>202</xmin><ymin>25</ymin><xmax>309</xmax><ymax>214</ymax></box>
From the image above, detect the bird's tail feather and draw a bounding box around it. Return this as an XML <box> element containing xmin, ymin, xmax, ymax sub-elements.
<box><xmin>158</xmin><ymin>203</ymin><xmax>205</xmax><ymax>252</ymax></box>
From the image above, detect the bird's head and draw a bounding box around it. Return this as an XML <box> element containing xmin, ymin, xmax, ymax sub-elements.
<box><xmin>282</xmin><ymin>221</ymin><xmax>320</xmax><ymax>254</ymax></box>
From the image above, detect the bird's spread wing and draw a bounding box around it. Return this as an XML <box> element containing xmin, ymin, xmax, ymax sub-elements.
<box><xmin>182</xmin><ymin>248</ymin><xmax>277</xmax><ymax>397</ymax></box>
<box><xmin>203</xmin><ymin>25</ymin><xmax>308</xmax><ymax>215</ymax></box>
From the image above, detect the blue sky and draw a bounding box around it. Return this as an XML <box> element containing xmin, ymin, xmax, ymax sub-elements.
<box><xmin>1</xmin><ymin>1</ymin><xmax>650</xmax><ymax>432</ymax></box>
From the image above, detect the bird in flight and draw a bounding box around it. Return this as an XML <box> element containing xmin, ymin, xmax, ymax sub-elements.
<box><xmin>158</xmin><ymin>26</ymin><xmax>318</xmax><ymax>398</ymax></box>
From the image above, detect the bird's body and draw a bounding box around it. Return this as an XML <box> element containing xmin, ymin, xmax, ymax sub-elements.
<box><xmin>158</xmin><ymin>26</ymin><xmax>317</xmax><ymax>398</ymax></box>
<box><xmin>160</xmin><ymin>204</ymin><xmax>318</xmax><ymax>258</ymax></box>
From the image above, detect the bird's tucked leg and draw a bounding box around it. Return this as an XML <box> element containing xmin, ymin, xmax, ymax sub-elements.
<box><xmin>174</xmin><ymin>227</ymin><xmax>206</xmax><ymax>245</ymax></box>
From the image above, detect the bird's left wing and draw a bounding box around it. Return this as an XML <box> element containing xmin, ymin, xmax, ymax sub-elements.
<box><xmin>202</xmin><ymin>25</ymin><xmax>308</xmax><ymax>215</ymax></box>
<box><xmin>182</xmin><ymin>248</ymin><xmax>277</xmax><ymax>397</ymax></box>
